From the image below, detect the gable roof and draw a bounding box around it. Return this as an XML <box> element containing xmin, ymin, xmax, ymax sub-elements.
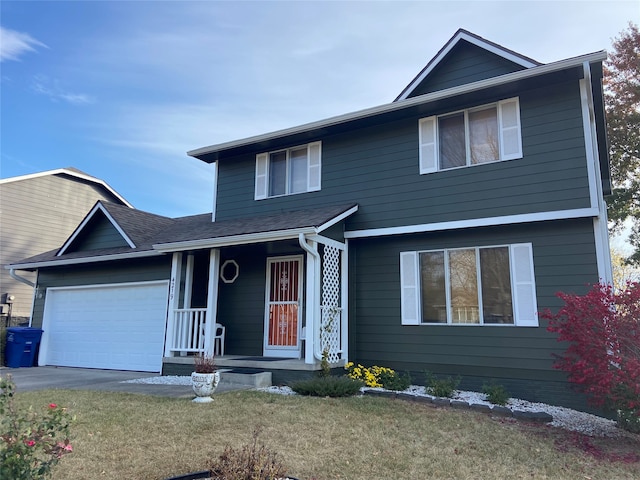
<box><xmin>188</xmin><ymin>50</ymin><xmax>605</xmax><ymax>163</ymax></box>
<box><xmin>0</xmin><ymin>167</ymin><xmax>132</xmax><ymax>208</ymax></box>
<box><xmin>8</xmin><ymin>202</ymin><xmax>359</xmax><ymax>269</ymax></box>
<box><xmin>395</xmin><ymin>29</ymin><xmax>541</xmax><ymax>101</ymax></box>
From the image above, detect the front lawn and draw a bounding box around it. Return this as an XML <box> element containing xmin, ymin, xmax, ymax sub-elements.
<box><xmin>13</xmin><ymin>389</ymin><xmax>640</xmax><ymax>480</ymax></box>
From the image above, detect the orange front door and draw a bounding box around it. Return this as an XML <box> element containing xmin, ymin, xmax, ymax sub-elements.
<box><xmin>264</xmin><ymin>256</ymin><xmax>302</xmax><ymax>357</ymax></box>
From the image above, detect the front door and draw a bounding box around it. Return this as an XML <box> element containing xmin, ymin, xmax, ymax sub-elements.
<box><xmin>264</xmin><ymin>255</ymin><xmax>303</xmax><ymax>358</ymax></box>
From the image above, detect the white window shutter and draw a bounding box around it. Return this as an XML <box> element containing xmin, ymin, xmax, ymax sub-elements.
<box><xmin>418</xmin><ymin>116</ymin><xmax>438</xmax><ymax>174</ymax></box>
<box><xmin>255</xmin><ymin>153</ymin><xmax>268</xmax><ymax>200</ymax></box>
<box><xmin>498</xmin><ymin>98</ymin><xmax>522</xmax><ymax>161</ymax></box>
<box><xmin>510</xmin><ymin>243</ymin><xmax>538</xmax><ymax>326</ymax></box>
<box><xmin>307</xmin><ymin>142</ymin><xmax>322</xmax><ymax>192</ymax></box>
<box><xmin>400</xmin><ymin>251</ymin><xmax>420</xmax><ymax>325</ymax></box>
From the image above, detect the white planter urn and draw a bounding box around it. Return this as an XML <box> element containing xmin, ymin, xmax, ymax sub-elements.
<box><xmin>191</xmin><ymin>371</ymin><xmax>220</xmax><ymax>403</ymax></box>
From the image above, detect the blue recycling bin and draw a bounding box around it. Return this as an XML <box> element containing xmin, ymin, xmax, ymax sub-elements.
<box><xmin>5</xmin><ymin>327</ymin><xmax>43</xmax><ymax>368</ymax></box>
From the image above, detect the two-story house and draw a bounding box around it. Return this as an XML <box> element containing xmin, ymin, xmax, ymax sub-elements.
<box><xmin>8</xmin><ymin>30</ymin><xmax>611</xmax><ymax>410</ymax></box>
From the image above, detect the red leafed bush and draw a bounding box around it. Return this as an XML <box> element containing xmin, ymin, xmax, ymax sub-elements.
<box><xmin>543</xmin><ymin>282</ymin><xmax>640</xmax><ymax>431</ymax></box>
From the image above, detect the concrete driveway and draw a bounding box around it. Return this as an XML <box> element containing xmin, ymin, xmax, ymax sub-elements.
<box><xmin>0</xmin><ymin>365</ymin><xmax>244</xmax><ymax>398</ymax></box>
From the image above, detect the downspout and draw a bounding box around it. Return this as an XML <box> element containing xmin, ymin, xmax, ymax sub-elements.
<box><xmin>10</xmin><ymin>268</ymin><xmax>35</xmax><ymax>287</ymax></box>
<box><xmin>298</xmin><ymin>233</ymin><xmax>322</xmax><ymax>362</ymax></box>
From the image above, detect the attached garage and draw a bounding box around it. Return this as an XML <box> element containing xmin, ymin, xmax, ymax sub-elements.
<box><xmin>39</xmin><ymin>281</ymin><xmax>169</xmax><ymax>372</ymax></box>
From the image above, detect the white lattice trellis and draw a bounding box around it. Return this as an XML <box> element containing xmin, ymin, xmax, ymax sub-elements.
<box><xmin>320</xmin><ymin>245</ymin><xmax>341</xmax><ymax>362</ymax></box>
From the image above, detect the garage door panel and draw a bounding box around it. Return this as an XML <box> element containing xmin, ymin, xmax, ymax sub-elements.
<box><xmin>42</xmin><ymin>282</ymin><xmax>169</xmax><ymax>372</ymax></box>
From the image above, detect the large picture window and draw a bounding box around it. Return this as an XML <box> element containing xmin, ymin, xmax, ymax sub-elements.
<box><xmin>419</xmin><ymin>97</ymin><xmax>522</xmax><ymax>174</ymax></box>
<box><xmin>255</xmin><ymin>142</ymin><xmax>321</xmax><ymax>199</ymax></box>
<box><xmin>400</xmin><ymin>243</ymin><xmax>537</xmax><ymax>327</ymax></box>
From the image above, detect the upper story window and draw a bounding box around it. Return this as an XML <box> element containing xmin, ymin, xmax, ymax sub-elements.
<box><xmin>255</xmin><ymin>142</ymin><xmax>322</xmax><ymax>200</ymax></box>
<box><xmin>418</xmin><ymin>97</ymin><xmax>522</xmax><ymax>174</ymax></box>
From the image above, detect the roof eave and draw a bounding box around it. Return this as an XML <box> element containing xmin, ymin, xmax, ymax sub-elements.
<box><xmin>152</xmin><ymin>226</ymin><xmax>318</xmax><ymax>252</ymax></box>
<box><xmin>188</xmin><ymin>50</ymin><xmax>607</xmax><ymax>162</ymax></box>
<box><xmin>7</xmin><ymin>250</ymin><xmax>163</xmax><ymax>271</ymax></box>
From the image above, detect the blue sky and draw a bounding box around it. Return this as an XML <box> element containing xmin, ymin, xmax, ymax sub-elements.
<box><xmin>1</xmin><ymin>1</ymin><xmax>637</xmax><ymax>219</ymax></box>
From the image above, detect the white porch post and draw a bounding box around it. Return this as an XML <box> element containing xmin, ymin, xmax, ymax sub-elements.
<box><xmin>341</xmin><ymin>239</ymin><xmax>349</xmax><ymax>362</ymax></box>
<box><xmin>204</xmin><ymin>248</ymin><xmax>220</xmax><ymax>355</ymax></box>
<box><xmin>303</xmin><ymin>240</ymin><xmax>319</xmax><ymax>364</ymax></box>
<box><xmin>164</xmin><ymin>252</ymin><xmax>183</xmax><ymax>356</ymax></box>
<box><xmin>184</xmin><ymin>254</ymin><xmax>194</xmax><ymax>308</ymax></box>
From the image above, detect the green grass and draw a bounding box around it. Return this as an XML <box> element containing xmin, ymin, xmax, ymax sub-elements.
<box><xmin>11</xmin><ymin>389</ymin><xmax>640</xmax><ymax>480</ymax></box>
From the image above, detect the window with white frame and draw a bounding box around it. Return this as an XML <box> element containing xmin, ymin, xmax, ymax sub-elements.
<box><xmin>255</xmin><ymin>142</ymin><xmax>321</xmax><ymax>199</ymax></box>
<box><xmin>418</xmin><ymin>97</ymin><xmax>522</xmax><ymax>174</ymax></box>
<box><xmin>400</xmin><ymin>243</ymin><xmax>538</xmax><ymax>326</ymax></box>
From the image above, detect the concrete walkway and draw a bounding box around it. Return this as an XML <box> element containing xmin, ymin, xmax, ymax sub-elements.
<box><xmin>0</xmin><ymin>366</ymin><xmax>251</xmax><ymax>398</ymax></box>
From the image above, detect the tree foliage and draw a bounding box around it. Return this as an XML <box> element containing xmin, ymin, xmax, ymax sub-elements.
<box><xmin>544</xmin><ymin>282</ymin><xmax>640</xmax><ymax>432</ymax></box>
<box><xmin>605</xmin><ymin>22</ymin><xmax>640</xmax><ymax>264</ymax></box>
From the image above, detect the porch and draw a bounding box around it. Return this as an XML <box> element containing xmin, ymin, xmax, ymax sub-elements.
<box><xmin>157</xmin><ymin>205</ymin><xmax>358</xmax><ymax>371</ymax></box>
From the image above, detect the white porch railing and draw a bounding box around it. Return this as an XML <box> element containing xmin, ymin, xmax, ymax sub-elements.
<box><xmin>170</xmin><ymin>308</ymin><xmax>207</xmax><ymax>354</ymax></box>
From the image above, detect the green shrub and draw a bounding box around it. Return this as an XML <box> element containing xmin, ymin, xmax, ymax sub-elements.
<box><xmin>424</xmin><ymin>371</ymin><xmax>460</xmax><ymax>398</ymax></box>
<box><xmin>482</xmin><ymin>381</ymin><xmax>510</xmax><ymax>406</ymax></box>
<box><xmin>290</xmin><ymin>375</ymin><xmax>363</xmax><ymax>397</ymax></box>
<box><xmin>378</xmin><ymin>370</ymin><xmax>412</xmax><ymax>391</ymax></box>
<box><xmin>617</xmin><ymin>409</ymin><xmax>640</xmax><ymax>434</ymax></box>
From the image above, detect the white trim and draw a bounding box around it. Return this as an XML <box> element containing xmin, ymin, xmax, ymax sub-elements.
<box><xmin>341</xmin><ymin>239</ymin><xmax>349</xmax><ymax>362</ymax></box>
<box><xmin>307</xmin><ymin>234</ymin><xmax>346</xmax><ymax>251</ymax></box>
<box><xmin>580</xmin><ymin>62</ymin><xmax>613</xmax><ymax>285</ymax></box>
<box><xmin>299</xmin><ymin>235</ymin><xmax>320</xmax><ymax>364</ymax></box>
<box><xmin>579</xmin><ymin>75</ymin><xmax>600</xmax><ymax>210</ymax></box>
<box><xmin>164</xmin><ymin>253</ymin><xmax>183</xmax><ymax>356</ymax></box>
<box><xmin>211</xmin><ymin>161</ymin><xmax>218</xmax><ymax>222</ymax></box>
<box><xmin>153</xmin><ymin>227</ymin><xmax>317</xmax><ymax>252</ymax></box>
<box><xmin>8</xmin><ymin>250</ymin><xmax>162</xmax><ymax>270</ymax></box>
<box><xmin>58</xmin><ymin>202</ymin><xmax>136</xmax><ymax>256</ymax></box>
<box><xmin>188</xmin><ymin>51</ymin><xmax>606</xmax><ymax>160</ymax></box>
<box><xmin>204</xmin><ymin>249</ymin><xmax>221</xmax><ymax>355</ymax></box>
<box><xmin>0</xmin><ymin>168</ymin><xmax>132</xmax><ymax>208</ymax></box>
<box><xmin>184</xmin><ymin>254</ymin><xmax>194</xmax><ymax>308</ymax></box>
<box><xmin>345</xmin><ymin>208</ymin><xmax>600</xmax><ymax>239</ymax></box>
<box><xmin>397</xmin><ymin>30</ymin><xmax>540</xmax><ymax>101</ymax></box>
<box><xmin>316</xmin><ymin>205</ymin><xmax>359</xmax><ymax>232</ymax></box>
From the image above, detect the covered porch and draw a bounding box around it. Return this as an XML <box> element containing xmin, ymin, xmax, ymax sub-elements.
<box><xmin>155</xmin><ymin>204</ymin><xmax>358</xmax><ymax>372</ymax></box>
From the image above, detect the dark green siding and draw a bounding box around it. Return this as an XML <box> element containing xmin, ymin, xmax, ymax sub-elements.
<box><xmin>215</xmin><ymin>80</ymin><xmax>591</xmax><ymax>232</ymax></box>
<box><xmin>350</xmin><ymin>218</ymin><xmax>598</xmax><ymax>410</ymax></box>
<box><xmin>407</xmin><ymin>41</ymin><xmax>526</xmax><ymax>97</ymax></box>
<box><xmin>67</xmin><ymin>214</ymin><xmax>129</xmax><ymax>251</ymax></box>
<box><xmin>217</xmin><ymin>242</ymin><xmax>306</xmax><ymax>356</ymax></box>
<box><xmin>31</xmin><ymin>256</ymin><xmax>171</xmax><ymax>328</ymax></box>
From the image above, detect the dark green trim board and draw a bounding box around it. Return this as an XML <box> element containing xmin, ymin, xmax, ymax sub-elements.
<box><xmin>349</xmin><ymin>218</ymin><xmax>599</xmax><ymax>411</ymax></box>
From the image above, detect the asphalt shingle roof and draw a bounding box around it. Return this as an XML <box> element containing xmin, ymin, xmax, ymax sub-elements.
<box><xmin>10</xmin><ymin>202</ymin><xmax>358</xmax><ymax>268</ymax></box>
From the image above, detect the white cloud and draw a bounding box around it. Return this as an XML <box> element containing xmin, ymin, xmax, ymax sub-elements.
<box><xmin>31</xmin><ymin>75</ymin><xmax>94</xmax><ymax>105</ymax></box>
<box><xmin>0</xmin><ymin>26</ymin><xmax>47</xmax><ymax>62</ymax></box>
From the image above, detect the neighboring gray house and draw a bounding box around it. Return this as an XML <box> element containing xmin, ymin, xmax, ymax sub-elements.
<box><xmin>8</xmin><ymin>30</ymin><xmax>612</xmax><ymax>410</ymax></box>
<box><xmin>0</xmin><ymin>168</ymin><xmax>131</xmax><ymax>324</ymax></box>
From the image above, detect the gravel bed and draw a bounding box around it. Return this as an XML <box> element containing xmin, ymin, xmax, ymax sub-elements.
<box><xmin>125</xmin><ymin>377</ymin><xmax>628</xmax><ymax>438</ymax></box>
<box><xmin>259</xmin><ymin>384</ymin><xmax>629</xmax><ymax>438</ymax></box>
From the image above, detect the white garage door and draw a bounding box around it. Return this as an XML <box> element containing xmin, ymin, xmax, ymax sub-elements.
<box><xmin>40</xmin><ymin>281</ymin><xmax>169</xmax><ymax>372</ymax></box>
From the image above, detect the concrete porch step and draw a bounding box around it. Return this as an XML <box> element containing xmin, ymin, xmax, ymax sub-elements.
<box><xmin>220</xmin><ymin>369</ymin><xmax>272</xmax><ymax>388</ymax></box>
